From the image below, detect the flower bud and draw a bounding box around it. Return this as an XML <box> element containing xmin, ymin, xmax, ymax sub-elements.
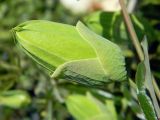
<box><xmin>12</xmin><ymin>20</ymin><xmax>126</xmax><ymax>87</ymax></box>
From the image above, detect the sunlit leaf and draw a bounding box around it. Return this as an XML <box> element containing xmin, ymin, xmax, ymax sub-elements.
<box><xmin>66</xmin><ymin>93</ymin><xmax>117</xmax><ymax>120</ymax></box>
<box><xmin>0</xmin><ymin>90</ymin><xmax>31</xmax><ymax>108</ymax></box>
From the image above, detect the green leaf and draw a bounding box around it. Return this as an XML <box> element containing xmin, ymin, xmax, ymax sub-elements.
<box><xmin>84</xmin><ymin>11</ymin><xmax>157</xmax><ymax>46</ymax></box>
<box><xmin>141</xmin><ymin>0</ymin><xmax>160</xmax><ymax>5</ymax></box>
<box><xmin>135</xmin><ymin>62</ymin><xmax>145</xmax><ymax>91</ymax></box>
<box><xmin>12</xmin><ymin>20</ymin><xmax>127</xmax><ymax>87</ymax></box>
<box><xmin>135</xmin><ymin>38</ymin><xmax>158</xmax><ymax>120</ymax></box>
<box><xmin>136</xmin><ymin>62</ymin><xmax>157</xmax><ymax>120</ymax></box>
<box><xmin>137</xmin><ymin>91</ymin><xmax>157</xmax><ymax>120</ymax></box>
<box><xmin>0</xmin><ymin>60</ymin><xmax>19</xmax><ymax>91</ymax></box>
<box><xmin>0</xmin><ymin>74</ymin><xmax>16</xmax><ymax>91</ymax></box>
<box><xmin>141</xmin><ymin>37</ymin><xmax>153</xmax><ymax>88</ymax></box>
<box><xmin>84</xmin><ymin>11</ymin><xmax>120</xmax><ymax>40</ymax></box>
<box><xmin>105</xmin><ymin>100</ymin><xmax>117</xmax><ymax>120</ymax></box>
<box><xmin>84</xmin><ymin>11</ymin><xmax>122</xmax><ymax>43</ymax></box>
<box><xmin>66</xmin><ymin>93</ymin><xmax>117</xmax><ymax>120</ymax></box>
<box><xmin>0</xmin><ymin>90</ymin><xmax>31</xmax><ymax>108</ymax></box>
<box><xmin>141</xmin><ymin>37</ymin><xmax>160</xmax><ymax>118</ymax></box>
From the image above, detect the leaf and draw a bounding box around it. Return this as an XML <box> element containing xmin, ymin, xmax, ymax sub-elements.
<box><xmin>141</xmin><ymin>37</ymin><xmax>160</xmax><ymax>118</ymax></box>
<box><xmin>140</xmin><ymin>0</ymin><xmax>160</xmax><ymax>5</ymax></box>
<box><xmin>135</xmin><ymin>38</ymin><xmax>158</xmax><ymax>120</ymax></box>
<box><xmin>84</xmin><ymin>11</ymin><xmax>120</xmax><ymax>40</ymax></box>
<box><xmin>135</xmin><ymin>62</ymin><xmax>145</xmax><ymax>91</ymax></box>
<box><xmin>0</xmin><ymin>90</ymin><xmax>31</xmax><ymax>108</ymax></box>
<box><xmin>141</xmin><ymin>37</ymin><xmax>153</xmax><ymax>88</ymax></box>
<box><xmin>84</xmin><ymin>11</ymin><xmax>122</xmax><ymax>43</ymax></box>
<box><xmin>135</xmin><ymin>62</ymin><xmax>157</xmax><ymax>120</ymax></box>
<box><xmin>13</xmin><ymin>20</ymin><xmax>127</xmax><ymax>87</ymax></box>
<box><xmin>66</xmin><ymin>93</ymin><xmax>117</xmax><ymax>120</ymax></box>
<box><xmin>84</xmin><ymin>11</ymin><xmax>157</xmax><ymax>46</ymax></box>
<box><xmin>105</xmin><ymin>100</ymin><xmax>117</xmax><ymax>120</ymax></box>
<box><xmin>0</xmin><ymin>74</ymin><xmax>16</xmax><ymax>91</ymax></box>
<box><xmin>137</xmin><ymin>91</ymin><xmax>157</xmax><ymax>120</ymax></box>
<box><xmin>0</xmin><ymin>43</ymin><xmax>20</xmax><ymax>92</ymax></box>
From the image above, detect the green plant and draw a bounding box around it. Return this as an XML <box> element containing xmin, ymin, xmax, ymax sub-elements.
<box><xmin>9</xmin><ymin>0</ymin><xmax>160</xmax><ymax>120</ymax></box>
<box><xmin>119</xmin><ymin>0</ymin><xmax>160</xmax><ymax>119</ymax></box>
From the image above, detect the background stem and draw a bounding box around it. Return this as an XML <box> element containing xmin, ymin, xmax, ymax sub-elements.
<box><xmin>119</xmin><ymin>0</ymin><xmax>144</xmax><ymax>61</ymax></box>
<box><xmin>153</xmin><ymin>78</ymin><xmax>160</xmax><ymax>101</ymax></box>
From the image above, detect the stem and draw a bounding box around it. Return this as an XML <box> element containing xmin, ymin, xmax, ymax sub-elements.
<box><xmin>153</xmin><ymin>77</ymin><xmax>160</xmax><ymax>101</ymax></box>
<box><xmin>47</xmin><ymin>100</ymin><xmax>53</xmax><ymax>120</ymax></box>
<box><xmin>119</xmin><ymin>0</ymin><xmax>160</xmax><ymax>118</ymax></box>
<box><xmin>51</xmin><ymin>79</ymin><xmax>64</xmax><ymax>103</ymax></box>
<box><xmin>119</xmin><ymin>0</ymin><xmax>144</xmax><ymax>61</ymax></box>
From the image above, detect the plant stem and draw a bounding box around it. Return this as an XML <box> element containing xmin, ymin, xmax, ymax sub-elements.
<box><xmin>47</xmin><ymin>100</ymin><xmax>53</xmax><ymax>120</ymax></box>
<box><xmin>153</xmin><ymin>78</ymin><xmax>160</xmax><ymax>101</ymax></box>
<box><xmin>51</xmin><ymin>79</ymin><xmax>64</xmax><ymax>103</ymax></box>
<box><xmin>119</xmin><ymin>0</ymin><xmax>144</xmax><ymax>61</ymax></box>
<box><xmin>119</xmin><ymin>0</ymin><xmax>160</xmax><ymax>118</ymax></box>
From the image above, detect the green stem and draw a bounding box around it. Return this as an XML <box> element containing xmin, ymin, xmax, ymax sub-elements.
<box><xmin>152</xmin><ymin>76</ymin><xmax>160</xmax><ymax>102</ymax></box>
<box><xmin>47</xmin><ymin>100</ymin><xmax>53</xmax><ymax>120</ymax></box>
<box><xmin>119</xmin><ymin>0</ymin><xmax>160</xmax><ymax>118</ymax></box>
<box><xmin>51</xmin><ymin>79</ymin><xmax>64</xmax><ymax>103</ymax></box>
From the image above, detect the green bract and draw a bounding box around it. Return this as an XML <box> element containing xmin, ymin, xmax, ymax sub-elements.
<box><xmin>12</xmin><ymin>20</ymin><xmax>127</xmax><ymax>87</ymax></box>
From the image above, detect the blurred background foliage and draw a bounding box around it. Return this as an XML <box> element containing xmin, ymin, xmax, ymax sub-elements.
<box><xmin>0</xmin><ymin>0</ymin><xmax>160</xmax><ymax>120</ymax></box>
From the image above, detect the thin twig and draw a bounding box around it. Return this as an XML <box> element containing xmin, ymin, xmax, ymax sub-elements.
<box><xmin>119</xmin><ymin>0</ymin><xmax>144</xmax><ymax>61</ymax></box>
<box><xmin>152</xmin><ymin>77</ymin><xmax>160</xmax><ymax>101</ymax></box>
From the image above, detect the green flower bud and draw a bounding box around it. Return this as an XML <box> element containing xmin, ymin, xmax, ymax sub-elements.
<box><xmin>12</xmin><ymin>20</ymin><xmax>127</xmax><ymax>87</ymax></box>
